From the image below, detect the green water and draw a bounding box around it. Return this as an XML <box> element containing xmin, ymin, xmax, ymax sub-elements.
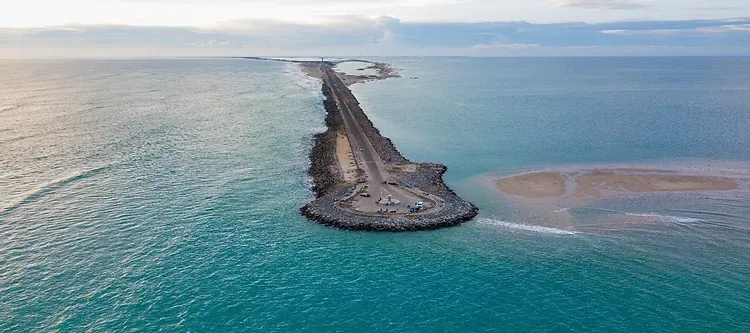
<box><xmin>1</xmin><ymin>58</ymin><xmax>749</xmax><ymax>331</ymax></box>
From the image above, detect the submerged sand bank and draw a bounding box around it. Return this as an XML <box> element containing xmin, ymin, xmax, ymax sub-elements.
<box><xmin>496</xmin><ymin>172</ymin><xmax>566</xmax><ymax>198</ymax></box>
<box><xmin>574</xmin><ymin>170</ymin><xmax>738</xmax><ymax>198</ymax></box>
<box><xmin>495</xmin><ymin>168</ymin><xmax>741</xmax><ymax>202</ymax></box>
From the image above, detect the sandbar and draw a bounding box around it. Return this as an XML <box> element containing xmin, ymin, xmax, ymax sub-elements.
<box><xmin>575</xmin><ymin>170</ymin><xmax>738</xmax><ymax>198</ymax></box>
<box><xmin>495</xmin><ymin>168</ymin><xmax>740</xmax><ymax>201</ymax></box>
<box><xmin>333</xmin><ymin>62</ymin><xmax>400</xmax><ymax>86</ymax></box>
<box><xmin>335</xmin><ymin>130</ymin><xmax>358</xmax><ymax>183</ymax></box>
<box><xmin>496</xmin><ymin>172</ymin><xmax>566</xmax><ymax>198</ymax></box>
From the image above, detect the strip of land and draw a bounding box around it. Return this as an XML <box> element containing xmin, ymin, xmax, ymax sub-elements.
<box><xmin>296</xmin><ymin>61</ymin><xmax>477</xmax><ymax>231</ymax></box>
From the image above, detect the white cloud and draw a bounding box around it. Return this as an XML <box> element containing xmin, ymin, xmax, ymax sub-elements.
<box><xmin>601</xmin><ymin>23</ymin><xmax>750</xmax><ymax>35</ymax></box>
<box><xmin>3</xmin><ymin>16</ymin><xmax>750</xmax><ymax>57</ymax></box>
<box><xmin>600</xmin><ymin>29</ymin><xmax>683</xmax><ymax>35</ymax></box>
<box><xmin>554</xmin><ymin>0</ymin><xmax>651</xmax><ymax>9</ymax></box>
<box><xmin>189</xmin><ymin>39</ymin><xmax>231</xmax><ymax>47</ymax></box>
<box><xmin>470</xmin><ymin>42</ymin><xmax>541</xmax><ymax>50</ymax></box>
<box><xmin>696</xmin><ymin>24</ymin><xmax>750</xmax><ymax>33</ymax></box>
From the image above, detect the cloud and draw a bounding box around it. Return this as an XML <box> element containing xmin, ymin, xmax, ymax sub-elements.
<box><xmin>600</xmin><ymin>29</ymin><xmax>683</xmax><ymax>35</ymax></box>
<box><xmin>600</xmin><ymin>23</ymin><xmax>750</xmax><ymax>35</ymax></box>
<box><xmin>189</xmin><ymin>39</ymin><xmax>231</xmax><ymax>47</ymax></box>
<box><xmin>696</xmin><ymin>23</ymin><xmax>750</xmax><ymax>33</ymax></box>
<box><xmin>554</xmin><ymin>0</ymin><xmax>650</xmax><ymax>9</ymax></box>
<box><xmin>2</xmin><ymin>16</ymin><xmax>750</xmax><ymax>57</ymax></box>
<box><xmin>471</xmin><ymin>42</ymin><xmax>541</xmax><ymax>50</ymax></box>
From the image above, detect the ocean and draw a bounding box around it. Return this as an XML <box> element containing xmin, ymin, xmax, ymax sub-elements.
<box><xmin>1</xmin><ymin>57</ymin><xmax>749</xmax><ymax>331</ymax></box>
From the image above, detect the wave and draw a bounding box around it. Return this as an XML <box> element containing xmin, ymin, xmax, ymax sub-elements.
<box><xmin>579</xmin><ymin>207</ymin><xmax>704</xmax><ymax>224</ymax></box>
<box><xmin>477</xmin><ymin>218</ymin><xmax>578</xmax><ymax>235</ymax></box>
<box><xmin>1</xmin><ymin>165</ymin><xmax>111</xmax><ymax>216</ymax></box>
<box><xmin>624</xmin><ymin>213</ymin><xmax>702</xmax><ymax>223</ymax></box>
<box><xmin>667</xmin><ymin>209</ymin><xmax>742</xmax><ymax>220</ymax></box>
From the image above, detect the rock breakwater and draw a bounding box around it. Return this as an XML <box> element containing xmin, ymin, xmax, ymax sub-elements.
<box><xmin>301</xmin><ymin>66</ymin><xmax>478</xmax><ymax>231</ymax></box>
<box><xmin>306</xmin><ymin>84</ymin><xmax>344</xmax><ymax>197</ymax></box>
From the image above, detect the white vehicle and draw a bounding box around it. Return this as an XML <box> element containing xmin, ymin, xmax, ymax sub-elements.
<box><xmin>416</xmin><ymin>202</ymin><xmax>424</xmax><ymax>208</ymax></box>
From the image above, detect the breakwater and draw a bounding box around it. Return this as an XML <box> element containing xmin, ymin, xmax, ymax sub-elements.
<box><xmin>306</xmin><ymin>83</ymin><xmax>344</xmax><ymax>197</ymax></box>
<box><xmin>301</xmin><ymin>66</ymin><xmax>478</xmax><ymax>231</ymax></box>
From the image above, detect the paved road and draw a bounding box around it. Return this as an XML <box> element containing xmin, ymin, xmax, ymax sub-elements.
<box><xmin>321</xmin><ymin>64</ymin><xmax>428</xmax><ymax>213</ymax></box>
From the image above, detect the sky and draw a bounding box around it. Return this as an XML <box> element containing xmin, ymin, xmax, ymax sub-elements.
<box><xmin>1</xmin><ymin>0</ymin><xmax>749</xmax><ymax>57</ymax></box>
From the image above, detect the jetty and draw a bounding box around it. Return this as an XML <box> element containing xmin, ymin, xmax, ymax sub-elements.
<box><xmin>300</xmin><ymin>61</ymin><xmax>478</xmax><ymax>231</ymax></box>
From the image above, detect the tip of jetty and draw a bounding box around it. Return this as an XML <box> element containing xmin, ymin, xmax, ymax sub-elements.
<box><xmin>301</xmin><ymin>63</ymin><xmax>478</xmax><ymax>231</ymax></box>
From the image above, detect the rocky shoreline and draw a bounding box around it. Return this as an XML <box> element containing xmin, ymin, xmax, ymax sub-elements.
<box><xmin>306</xmin><ymin>83</ymin><xmax>345</xmax><ymax>197</ymax></box>
<box><xmin>301</xmin><ymin>79</ymin><xmax>478</xmax><ymax>231</ymax></box>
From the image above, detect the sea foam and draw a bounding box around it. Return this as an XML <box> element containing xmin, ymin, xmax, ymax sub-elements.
<box><xmin>625</xmin><ymin>213</ymin><xmax>702</xmax><ymax>223</ymax></box>
<box><xmin>477</xmin><ymin>218</ymin><xmax>578</xmax><ymax>235</ymax></box>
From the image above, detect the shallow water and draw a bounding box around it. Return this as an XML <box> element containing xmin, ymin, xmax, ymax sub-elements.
<box><xmin>2</xmin><ymin>58</ymin><xmax>750</xmax><ymax>331</ymax></box>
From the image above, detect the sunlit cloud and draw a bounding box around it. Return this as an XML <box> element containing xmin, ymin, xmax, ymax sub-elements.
<box><xmin>600</xmin><ymin>22</ymin><xmax>750</xmax><ymax>35</ymax></box>
<box><xmin>553</xmin><ymin>0</ymin><xmax>651</xmax><ymax>9</ymax></box>
<box><xmin>2</xmin><ymin>16</ymin><xmax>750</xmax><ymax>57</ymax></box>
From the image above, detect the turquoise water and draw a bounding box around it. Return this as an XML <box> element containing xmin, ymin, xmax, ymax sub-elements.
<box><xmin>2</xmin><ymin>58</ymin><xmax>750</xmax><ymax>331</ymax></box>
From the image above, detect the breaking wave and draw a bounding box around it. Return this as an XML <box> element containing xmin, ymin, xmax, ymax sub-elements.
<box><xmin>624</xmin><ymin>213</ymin><xmax>702</xmax><ymax>223</ymax></box>
<box><xmin>477</xmin><ymin>218</ymin><xmax>578</xmax><ymax>235</ymax></box>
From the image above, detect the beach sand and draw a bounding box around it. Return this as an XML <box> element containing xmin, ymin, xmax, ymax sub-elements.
<box><xmin>299</xmin><ymin>61</ymin><xmax>400</xmax><ymax>86</ymax></box>
<box><xmin>575</xmin><ymin>170</ymin><xmax>738</xmax><ymax>198</ymax></box>
<box><xmin>496</xmin><ymin>172</ymin><xmax>566</xmax><ymax>198</ymax></box>
<box><xmin>336</xmin><ymin>130</ymin><xmax>358</xmax><ymax>183</ymax></box>
<box><xmin>495</xmin><ymin>168</ymin><xmax>740</xmax><ymax>201</ymax></box>
<box><xmin>333</xmin><ymin>62</ymin><xmax>400</xmax><ymax>86</ymax></box>
<box><xmin>299</xmin><ymin>63</ymin><xmax>322</xmax><ymax>80</ymax></box>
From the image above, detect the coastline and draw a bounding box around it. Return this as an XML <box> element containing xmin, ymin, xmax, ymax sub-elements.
<box><xmin>299</xmin><ymin>62</ymin><xmax>477</xmax><ymax>231</ymax></box>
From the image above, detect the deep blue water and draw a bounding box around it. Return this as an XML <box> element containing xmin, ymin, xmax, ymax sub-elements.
<box><xmin>1</xmin><ymin>57</ymin><xmax>749</xmax><ymax>332</ymax></box>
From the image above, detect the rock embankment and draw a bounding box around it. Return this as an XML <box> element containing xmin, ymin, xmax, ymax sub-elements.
<box><xmin>307</xmin><ymin>83</ymin><xmax>344</xmax><ymax>197</ymax></box>
<box><xmin>301</xmin><ymin>68</ymin><xmax>478</xmax><ymax>231</ymax></box>
<box><xmin>301</xmin><ymin>162</ymin><xmax>478</xmax><ymax>231</ymax></box>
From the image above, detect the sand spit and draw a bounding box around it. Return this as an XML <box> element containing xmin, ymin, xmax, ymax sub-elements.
<box><xmin>575</xmin><ymin>170</ymin><xmax>738</xmax><ymax>198</ymax></box>
<box><xmin>299</xmin><ymin>62</ymin><xmax>323</xmax><ymax>80</ymax></box>
<box><xmin>496</xmin><ymin>172</ymin><xmax>566</xmax><ymax>198</ymax></box>
<box><xmin>300</xmin><ymin>61</ymin><xmax>399</xmax><ymax>85</ymax></box>
<box><xmin>495</xmin><ymin>168</ymin><xmax>742</xmax><ymax>202</ymax></box>
<box><xmin>332</xmin><ymin>62</ymin><xmax>401</xmax><ymax>86</ymax></box>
